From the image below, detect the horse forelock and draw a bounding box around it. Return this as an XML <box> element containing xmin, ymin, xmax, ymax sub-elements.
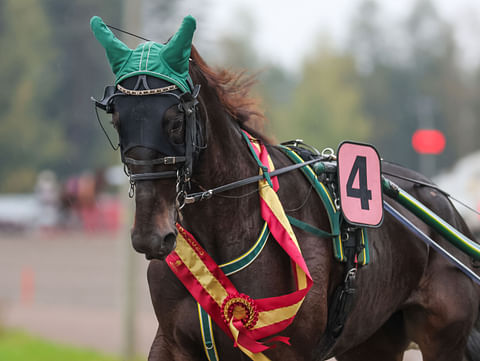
<box><xmin>189</xmin><ymin>46</ymin><xmax>273</xmax><ymax>143</ymax></box>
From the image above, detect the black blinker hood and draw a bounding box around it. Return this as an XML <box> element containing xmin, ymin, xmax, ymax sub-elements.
<box><xmin>116</xmin><ymin>91</ymin><xmax>186</xmax><ymax>157</ymax></box>
<box><xmin>92</xmin><ymin>75</ymin><xmax>204</xmax><ymax>182</ymax></box>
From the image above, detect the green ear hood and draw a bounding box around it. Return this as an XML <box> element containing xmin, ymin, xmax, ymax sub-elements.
<box><xmin>90</xmin><ymin>15</ymin><xmax>196</xmax><ymax>92</ymax></box>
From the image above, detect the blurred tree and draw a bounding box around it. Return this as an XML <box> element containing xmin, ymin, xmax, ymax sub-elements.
<box><xmin>212</xmin><ymin>8</ymin><xmax>296</xmax><ymax>136</ymax></box>
<box><xmin>348</xmin><ymin>0</ymin><xmax>386</xmax><ymax>73</ymax></box>
<box><xmin>270</xmin><ymin>41</ymin><xmax>372</xmax><ymax>148</ymax></box>
<box><xmin>349</xmin><ymin>0</ymin><xmax>472</xmax><ymax>175</ymax></box>
<box><xmin>212</xmin><ymin>9</ymin><xmax>370</xmax><ymax>148</ymax></box>
<box><xmin>406</xmin><ymin>0</ymin><xmax>470</xmax><ymax>169</ymax></box>
<box><xmin>349</xmin><ymin>0</ymin><xmax>418</xmax><ymax>168</ymax></box>
<box><xmin>143</xmin><ymin>0</ymin><xmax>208</xmax><ymax>45</ymax></box>
<box><xmin>0</xmin><ymin>0</ymin><xmax>66</xmax><ymax>192</ymax></box>
<box><xmin>42</xmin><ymin>0</ymin><xmax>121</xmax><ymax>176</ymax></box>
<box><xmin>214</xmin><ymin>8</ymin><xmax>260</xmax><ymax>69</ymax></box>
<box><xmin>257</xmin><ymin>66</ymin><xmax>296</xmax><ymax>137</ymax></box>
<box><xmin>0</xmin><ymin>0</ymin><xmax>121</xmax><ymax>192</ymax></box>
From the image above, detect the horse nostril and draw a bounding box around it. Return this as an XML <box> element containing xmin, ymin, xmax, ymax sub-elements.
<box><xmin>149</xmin><ymin>231</ymin><xmax>177</xmax><ymax>260</ymax></box>
<box><xmin>162</xmin><ymin>232</ymin><xmax>177</xmax><ymax>253</ymax></box>
<box><xmin>130</xmin><ymin>229</ymin><xmax>177</xmax><ymax>260</ymax></box>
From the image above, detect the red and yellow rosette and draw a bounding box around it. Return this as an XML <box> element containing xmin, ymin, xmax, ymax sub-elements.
<box><xmin>166</xmin><ymin>132</ymin><xmax>312</xmax><ymax>360</ymax></box>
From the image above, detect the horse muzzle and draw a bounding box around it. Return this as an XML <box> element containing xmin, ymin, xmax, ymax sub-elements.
<box><xmin>131</xmin><ymin>228</ymin><xmax>177</xmax><ymax>260</ymax></box>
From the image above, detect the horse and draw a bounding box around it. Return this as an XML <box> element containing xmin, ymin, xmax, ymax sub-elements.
<box><xmin>92</xmin><ymin>18</ymin><xmax>480</xmax><ymax>361</ymax></box>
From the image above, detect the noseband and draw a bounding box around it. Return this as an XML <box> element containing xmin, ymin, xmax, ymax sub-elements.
<box><xmin>92</xmin><ymin>75</ymin><xmax>206</xmax><ymax>206</ymax></box>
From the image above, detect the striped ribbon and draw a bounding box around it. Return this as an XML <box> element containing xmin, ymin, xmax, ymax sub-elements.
<box><xmin>166</xmin><ymin>132</ymin><xmax>312</xmax><ymax>360</ymax></box>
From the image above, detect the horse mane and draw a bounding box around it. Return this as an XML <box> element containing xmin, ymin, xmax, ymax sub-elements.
<box><xmin>189</xmin><ymin>46</ymin><xmax>271</xmax><ymax>142</ymax></box>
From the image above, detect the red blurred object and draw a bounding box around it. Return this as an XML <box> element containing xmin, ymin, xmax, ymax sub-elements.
<box><xmin>478</xmin><ymin>200</ymin><xmax>480</xmax><ymax>221</ymax></box>
<box><xmin>412</xmin><ymin>129</ymin><xmax>446</xmax><ymax>154</ymax></box>
<box><xmin>20</xmin><ymin>267</ymin><xmax>35</xmax><ymax>305</ymax></box>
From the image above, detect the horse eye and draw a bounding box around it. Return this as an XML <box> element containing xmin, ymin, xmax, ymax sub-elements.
<box><xmin>167</xmin><ymin>116</ymin><xmax>185</xmax><ymax>145</ymax></box>
<box><xmin>171</xmin><ymin>118</ymin><xmax>183</xmax><ymax>131</ymax></box>
<box><xmin>164</xmin><ymin>105</ymin><xmax>179</xmax><ymax>119</ymax></box>
<box><xmin>164</xmin><ymin>106</ymin><xmax>183</xmax><ymax>129</ymax></box>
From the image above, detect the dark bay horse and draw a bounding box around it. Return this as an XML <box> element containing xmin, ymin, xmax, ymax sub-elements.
<box><xmin>94</xmin><ymin>31</ymin><xmax>480</xmax><ymax>361</ymax></box>
<box><xmin>118</xmin><ymin>49</ymin><xmax>479</xmax><ymax>361</ymax></box>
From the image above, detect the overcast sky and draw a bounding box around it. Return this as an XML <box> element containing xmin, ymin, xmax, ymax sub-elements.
<box><xmin>202</xmin><ymin>0</ymin><xmax>480</xmax><ymax>70</ymax></box>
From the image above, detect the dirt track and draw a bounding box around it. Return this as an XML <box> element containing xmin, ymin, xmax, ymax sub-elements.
<box><xmin>0</xmin><ymin>231</ymin><xmax>156</xmax><ymax>356</ymax></box>
<box><xmin>0</xmin><ymin>231</ymin><xmax>421</xmax><ymax>360</ymax></box>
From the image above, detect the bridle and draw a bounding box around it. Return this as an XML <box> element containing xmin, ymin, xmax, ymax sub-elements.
<box><xmin>92</xmin><ymin>75</ymin><xmax>206</xmax><ymax>207</ymax></box>
<box><xmin>92</xmin><ymin>76</ymin><xmax>331</xmax><ymax>211</ymax></box>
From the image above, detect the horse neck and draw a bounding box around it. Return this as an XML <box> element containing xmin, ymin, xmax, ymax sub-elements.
<box><xmin>194</xmin><ymin>87</ymin><xmax>259</xmax><ymax>188</ymax></box>
<box><xmin>181</xmin><ymin>97</ymin><xmax>265</xmax><ymax>260</ymax></box>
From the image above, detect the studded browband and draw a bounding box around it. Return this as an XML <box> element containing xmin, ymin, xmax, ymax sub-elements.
<box><xmin>116</xmin><ymin>83</ymin><xmax>178</xmax><ymax>96</ymax></box>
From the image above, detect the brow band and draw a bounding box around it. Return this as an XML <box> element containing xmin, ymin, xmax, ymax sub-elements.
<box><xmin>116</xmin><ymin>83</ymin><xmax>178</xmax><ymax>96</ymax></box>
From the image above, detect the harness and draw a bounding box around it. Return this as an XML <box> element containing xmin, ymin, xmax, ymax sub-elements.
<box><xmin>177</xmin><ymin>133</ymin><xmax>369</xmax><ymax>361</ymax></box>
<box><xmin>90</xmin><ymin>14</ymin><xmax>480</xmax><ymax>361</ymax></box>
<box><xmin>167</xmin><ymin>132</ymin><xmax>314</xmax><ymax>360</ymax></box>
<box><xmin>92</xmin><ymin>78</ymin><xmax>367</xmax><ymax>360</ymax></box>
<box><xmin>279</xmin><ymin>143</ymin><xmax>369</xmax><ymax>360</ymax></box>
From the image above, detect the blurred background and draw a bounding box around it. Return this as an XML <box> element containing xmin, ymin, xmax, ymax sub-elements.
<box><xmin>0</xmin><ymin>0</ymin><xmax>479</xmax><ymax>360</ymax></box>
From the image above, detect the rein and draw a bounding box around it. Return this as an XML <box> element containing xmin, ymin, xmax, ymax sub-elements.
<box><xmin>184</xmin><ymin>157</ymin><xmax>325</xmax><ymax>204</ymax></box>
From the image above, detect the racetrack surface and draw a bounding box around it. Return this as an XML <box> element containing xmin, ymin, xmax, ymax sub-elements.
<box><xmin>0</xmin><ymin>231</ymin><xmax>421</xmax><ymax>360</ymax></box>
<box><xmin>0</xmin><ymin>231</ymin><xmax>156</xmax><ymax>356</ymax></box>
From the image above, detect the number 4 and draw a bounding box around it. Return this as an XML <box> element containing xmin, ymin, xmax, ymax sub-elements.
<box><xmin>346</xmin><ymin>156</ymin><xmax>372</xmax><ymax>210</ymax></box>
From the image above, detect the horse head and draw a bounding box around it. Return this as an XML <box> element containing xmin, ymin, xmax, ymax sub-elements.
<box><xmin>91</xmin><ymin>16</ymin><xmax>205</xmax><ymax>260</ymax></box>
<box><xmin>117</xmin><ymin>76</ymin><xmax>203</xmax><ymax>260</ymax></box>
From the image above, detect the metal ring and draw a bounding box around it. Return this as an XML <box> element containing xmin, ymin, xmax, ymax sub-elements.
<box><xmin>201</xmin><ymin>190</ymin><xmax>213</xmax><ymax>201</ymax></box>
<box><xmin>321</xmin><ymin>147</ymin><xmax>335</xmax><ymax>158</ymax></box>
<box><xmin>335</xmin><ymin>197</ymin><xmax>341</xmax><ymax>210</ymax></box>
<box><xmin>176</xmin><ymin>193</ymin><xmax>186</xmax><ymax>211</ymax></box>
<box><xmin>128</xmin><ymin>182</ymin><xmax>135</xmax><ymax>198</ymax></box>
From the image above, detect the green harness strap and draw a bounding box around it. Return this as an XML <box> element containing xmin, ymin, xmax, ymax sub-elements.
<box><xmin>198</xmin><ymin>222</ymin><xmax>270</xmax><ymax>361</ymax></box>
<box><xmin>241</xmin><ymin>131</ymin><xmax>274</xmax><ymax>187</ymax></box>
<box><xmin>279</xmin><ymin>146</ymin><xmax>370</xmax><ymax>266</ymax></box>
<box><xmin>198</xmin><ymin>303</ymin><xmax>220</xmax><ymax>361</ymax></box>
<box><xmin>287</xmin><ymin>215</ymin><xmax>337</xmax><ymax>238</ymax></box>
<box><xmin>279</xmin><ymin>146</ymin><xmax>345</xmax><ymax>257</ymax></box>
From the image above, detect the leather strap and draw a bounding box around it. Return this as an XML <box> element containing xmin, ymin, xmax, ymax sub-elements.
<box><xmin>130</xmin><ymin>171</ymin><xmax>177</xmax><ymax>181</ymax></box>
<box><xmin>185</xmin><ymin>157</ymin><xmax>323</xmax><ymax>204</ymax></box>
<box><xmin>124</xmin><ymin>156</ymin><xmax>186</xmax><ymax>166</ymax></box>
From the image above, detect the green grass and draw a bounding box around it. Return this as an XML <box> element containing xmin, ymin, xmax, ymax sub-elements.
<box><xmin>0</xmin><ymin>329</ymin><xmax>143</xmax><ymax>361</ymax></box>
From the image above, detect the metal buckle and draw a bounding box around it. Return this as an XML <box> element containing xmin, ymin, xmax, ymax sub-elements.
<box><xmin>345</xmin><ymin>268</ymin><xmax>357</xmax><ymax>283</ymax></box>
<box><xmin>163</xmin><ymin>157</ymin><xmax>177</xmax><ymax>165</ymax></box>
